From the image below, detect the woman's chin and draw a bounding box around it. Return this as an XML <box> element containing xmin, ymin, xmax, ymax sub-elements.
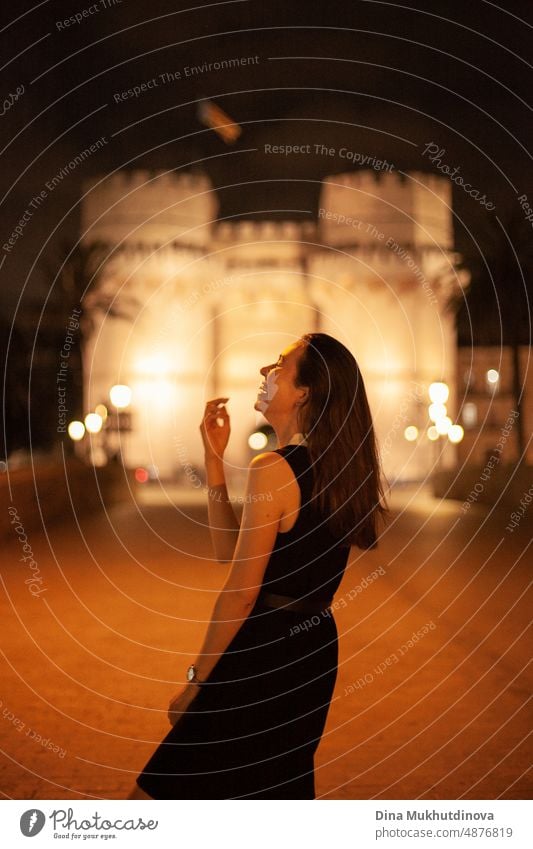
<box><xmin>254</xmin><ymin>397</ymin><xmax>269</xmax><ymax>414</ymax></box>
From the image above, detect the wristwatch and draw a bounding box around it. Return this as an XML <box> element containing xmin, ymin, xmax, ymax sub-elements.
<box><xmin>186</xmin><ymin>663</ymin><xmax>204</xmax><ymax>685</ymax></box>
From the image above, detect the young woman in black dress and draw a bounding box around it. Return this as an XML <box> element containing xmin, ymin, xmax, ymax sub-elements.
<box><xmin>129</xmin><ymin>332</ymin><xmax>388</xmax><ymax>799</ymax></box>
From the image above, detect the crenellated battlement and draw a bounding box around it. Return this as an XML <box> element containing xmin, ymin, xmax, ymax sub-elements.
<box><xmin>82</xmin><ymin>167</ymin><xmax>453</xmax><ymax>253</ymax></box>
<box><xmin>85</xmin><ymin>168</ymin><xmax>213</xmax><ymax>192</ymax></box>
<box><xmin>81</xmin><ymin>169</ymin><xmax>218</xmax><ymax>248</ymax></box>
<box><xmin>215</xmin><ymin>219</ymin><xmax>316</xmax><ymax>242</ymax></box>
<box><xmin>320</xmin><ymin>169</ymin><xmax>452</xmax><ymax>250</ymax></box>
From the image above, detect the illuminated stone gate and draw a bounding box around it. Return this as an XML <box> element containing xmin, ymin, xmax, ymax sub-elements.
<box><xmin>80</xmin><ymin>168</ymin><xmax>466</xmax><ymax>486</ymax></box>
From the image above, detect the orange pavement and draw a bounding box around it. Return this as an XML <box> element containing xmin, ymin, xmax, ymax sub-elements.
<box><xmin>1</xmin><ymin>484</ymin><xmax>531</xmax><ymax>799</ymax></box>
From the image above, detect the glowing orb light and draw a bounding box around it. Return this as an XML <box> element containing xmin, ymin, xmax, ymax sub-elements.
<box><xmin>68</xmin><ymin>421</ymin><xmax>85</xmax><ymax>441</ymax></box>
<box><xmin>462</xmin><ymin>402</ymin><xmax>477</xmax><ymax>427</ymax></box>
<box><xmin>435</xmin><ymin>416</ymin><xmax>452</xmax><ymax>435</ymax></box>
<box><xmin>448</xmin><ymin>424</ymin><xmax>464</xmax><ymax>443</ymax></box>
<box><xmin>429</xmin><ymin>403</ymin><xmax>447</xmax><ymax>422</ymax></box>
<box><xmin>110</xmin><ymin>384</ymin><xmax>132</xmax><ymax>409</ymax></box>
<box><xmin>248</xmin><ymin>431</ymin><xmax>268</xmax><ymax>450</ymax></box>
<box><xmin>84</xmin><ymin>413</ymin><xmax>103</xmax><ymax>434</ymax></box>
<box><xmin>429</xmin><ymin>382</ymin><xmax>449</xmax><ymax>404</ymax></box>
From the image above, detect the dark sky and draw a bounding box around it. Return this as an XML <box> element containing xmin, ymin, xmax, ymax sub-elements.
<box><xmin>1</xmin><ymin>0</ymin><xmax>532</xmax><ymax>315</ymax></box>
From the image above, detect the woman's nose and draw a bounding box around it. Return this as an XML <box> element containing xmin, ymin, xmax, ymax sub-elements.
<box><xmin>260</xmin><ymin>364</ymin><xmax>269</xmax><ymax>377</ymax></box>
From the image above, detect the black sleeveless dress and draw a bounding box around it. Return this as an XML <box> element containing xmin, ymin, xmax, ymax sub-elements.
<box><xmin>136</xmin><ymin>444</ymin><xmax>351</xmax><ymax>799</ymax></box>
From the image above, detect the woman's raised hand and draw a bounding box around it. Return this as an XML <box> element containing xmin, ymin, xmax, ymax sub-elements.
<box><xmin>200</xmin><ymin>397</ymin><xmax>231</xmax><ymax>459</ymax></box>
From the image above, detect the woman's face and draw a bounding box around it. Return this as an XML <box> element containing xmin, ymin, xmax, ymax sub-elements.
<box><xmin>254</xmin><ymin>341</ymin><xmax>308</xmax><ymax>419</ymax></box>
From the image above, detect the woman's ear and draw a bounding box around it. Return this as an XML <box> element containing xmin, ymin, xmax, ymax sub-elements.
<box><xmin>296</xmin><ymin>386</ymin><xmax>309</xmax><ymax>406</ymax></box>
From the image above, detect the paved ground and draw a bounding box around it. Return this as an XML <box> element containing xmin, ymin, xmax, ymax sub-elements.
<box><xmin>1</xmin><ymin>481</ymin><xmax>531</xmax><ymax>800</ymax></box>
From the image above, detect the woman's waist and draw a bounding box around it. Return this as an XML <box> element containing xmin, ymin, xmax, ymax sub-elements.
<box><xmin>254</xmin><ymin>589</ymin><xmax>334</xmax><ymax>615</ymax></box>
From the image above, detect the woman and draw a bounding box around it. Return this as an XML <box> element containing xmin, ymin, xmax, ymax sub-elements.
<box><xmin>129</xmin><ymin>332</ymin><xmax>388</xmax><ymax>799</ymax></box>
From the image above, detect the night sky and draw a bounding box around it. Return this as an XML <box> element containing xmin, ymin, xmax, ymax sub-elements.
<box><xmin>1</xmin><ymin>0</ymin><xmax>532</xmax><ymax>316</ymax></box>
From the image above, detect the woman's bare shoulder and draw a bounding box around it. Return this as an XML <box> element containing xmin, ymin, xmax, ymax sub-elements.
<box><xmin>248</xmin><ymin>451</ymin><xmax>286</xmax><ymax>473</ymax></box>
<box><xmin>246</xmin><ymin>452</ymin><xmax>299</xmax><ymax>518</ymax></box>
<box><xmin>248</xmin><ymin>451</ymin><xmax>295</xmax><ymax>484</ymax></box>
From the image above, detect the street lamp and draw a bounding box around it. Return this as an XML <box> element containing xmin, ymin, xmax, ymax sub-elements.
<box><xmin>107</xmin><ymin>384</ymin><xmax>133</xmax><ymax>466</ymax></box>
<box><xmin>486</xmin><ymin>369</ymin><xmax>500</xmax><ymax>393</ymax></box>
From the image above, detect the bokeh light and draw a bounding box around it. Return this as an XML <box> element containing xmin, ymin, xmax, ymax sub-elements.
<box><xmin>68</xmin><ymin>421</ymin><xmax>85</xmax><ymax>441</ymax></box>
<box><xmin>448</xmin><ymin>424</ymin><xmax>465</xmax><ymax>443</ymax></box>
<box><xmin>95</xmin><ymin>404</ymin><xmax>108</xmax><ymax>421</ymax></box>
<box><xmin>429</xmin><ymin>403</ymin><xmax>447</xmax><ymax>422</ymax></box>
<box><xmin>435</xmin><ymin>416</ymin><xmax>452</xmax><ymax>435</ymax></box>
<box><xmin>109</xmin><ymin>384</ymin><xmax>132</xmax><ymax>409</ymax></box>
<box><xmin>429</xmin><ymin>382</ymin><xmax>449</xmax><ymax>404</ymax></box>
<box><xmin>84</xmin><ymin>413</ymin><xmax>103</xmax><ymax>434</ymax></box>
<box><xmin>248</xmin><ymin>431</ymin><xmax>268</xmax><ymax>450</ymax></box>
<box><xmin>461</xmin><ymin>402</ymin><xmax>477</xmax><ymax>427</ymax></box>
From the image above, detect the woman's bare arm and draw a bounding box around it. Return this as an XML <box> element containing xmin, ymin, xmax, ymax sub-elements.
<box><xmin>192</xmin><ymin>452</ymin><xmax>286</xmax><ymax>683</ymax></box>
<box><xmin>205</xmin><ymin>455</ymin><xmax>240</xmax><ymax>563</ymax></box>
<box><xmin>199</xmin><ymin>396</ymin><xmax>241</xmax><ymax>563</ymax></box>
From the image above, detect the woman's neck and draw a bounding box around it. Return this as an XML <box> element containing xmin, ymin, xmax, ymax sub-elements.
<box><xmin>286</xmin><ymin>432</ymin><xmax>307</xmax><ymax>446</ymax></box>
<box><xmin>271</xmin><ymin>417</ymin><xmax>307</xmax><ymax>448</ymax></box>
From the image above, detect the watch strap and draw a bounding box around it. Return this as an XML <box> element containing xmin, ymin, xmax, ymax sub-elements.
<box><xmin>187</xmin><ymin>664</ymin><xmax>203</xmax><ymax>685</ymax></box>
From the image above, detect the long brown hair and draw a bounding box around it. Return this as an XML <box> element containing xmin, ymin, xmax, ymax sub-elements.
<box><xmin>295</xmin><ymin>332</ymin><xmax>389</xmax><ymax>549</ymax></box>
